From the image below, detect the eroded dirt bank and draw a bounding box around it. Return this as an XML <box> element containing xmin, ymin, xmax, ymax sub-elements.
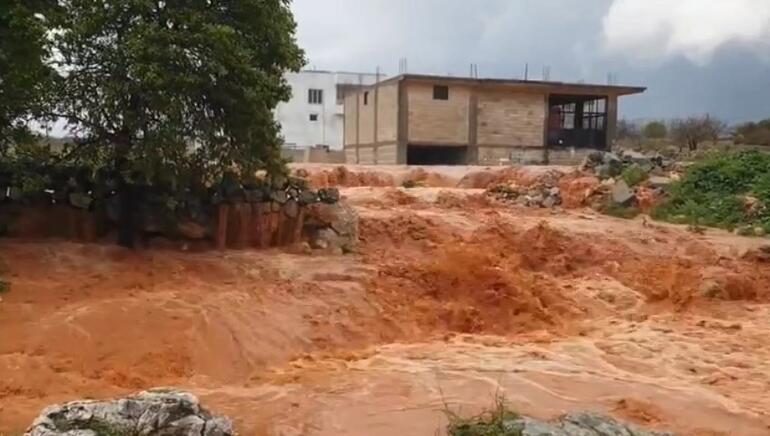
<box><xmin>2</xmin><ymin>182</ymin><xmax>770</xmax><ymax>435</ymax></box>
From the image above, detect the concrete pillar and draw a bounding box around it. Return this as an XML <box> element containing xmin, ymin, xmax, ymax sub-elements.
<box><xmin>606</xmin><ymin>95</ymin><xmax>618</xmax><ymax>150</ymax></box>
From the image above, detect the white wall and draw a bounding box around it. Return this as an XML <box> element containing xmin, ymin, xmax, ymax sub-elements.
<box><xmin>276</xmin><ymin>71</ymin><xmax>380</xmax><ymax>150</ymax></box>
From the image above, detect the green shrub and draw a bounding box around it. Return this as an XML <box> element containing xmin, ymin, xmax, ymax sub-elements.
<box><xmin>446</xmin><ymin>396</ymin><xmax>522</xmax><ymax>436</ymax></box>
<box><xmin>652</xmin><ymin>151</ymin><xmax>770</xmax><ymax>233</ymax></box>
<box><xmin>621</xmin><ymin>164</ymin><xmax>648</xmax><ymax>187</ymax></box>
<box><xmin>402</xmin><ymin>179</ymin><xmax>420</xmax><ymax>189</ymax></box>
<box><xmin>643</xmin><ymin>121</ymin><xmax>668</xmax><ymax>139</ymax></box>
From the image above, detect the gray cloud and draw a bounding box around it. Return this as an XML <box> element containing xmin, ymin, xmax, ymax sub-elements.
<box><xmin>291</xmin><ymin>0</ymin><xmax>770</xmax><ymax>123</ymax></box>
<box><xmin>603</xmin><ymin>0</ymin><xmax>770</xmax><ymax>65</ymax></box>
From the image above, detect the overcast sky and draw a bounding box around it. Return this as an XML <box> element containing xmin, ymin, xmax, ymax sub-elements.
<box><xmin>292</xmin><ymin>0</ymin><xmax>770</xmax><ymax>123</ymax></box>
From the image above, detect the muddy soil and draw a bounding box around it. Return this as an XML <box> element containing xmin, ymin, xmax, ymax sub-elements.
<box><xmin>2</xmin><ymin>179</ymin><xmax>770</xmax><ymax>435</ymax></box>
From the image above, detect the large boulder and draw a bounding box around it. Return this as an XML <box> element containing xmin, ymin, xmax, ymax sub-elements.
<box><xmin>24</xmin><ymin>389</ymin><xmax>234</xmax><ymax>436</ymax></box>
<box><xmin>304</xmin><ymin>200</ymin><xmax>359</xmax><ymax>252</ymax></box>
<box><xmin>503</xmin><ymin>412</ymin><xmax>672</xmax><ymax>436</ymax></box>
<box><xmin>611</xmin><ymin>180</ymin><xmax>635</xmax><ymax>206</ymax></box>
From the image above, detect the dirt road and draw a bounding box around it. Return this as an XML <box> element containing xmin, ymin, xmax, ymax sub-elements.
<box><xmin>2</xmin><ymin>168</ymin><xmax>770</xmax><ymax>435</ymax></box>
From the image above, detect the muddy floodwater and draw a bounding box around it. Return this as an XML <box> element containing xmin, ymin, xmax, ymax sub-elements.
<box><xmin>2</xmin><ymin>166</ymin><xmax>770</xmax><ymax>435</ymax></box>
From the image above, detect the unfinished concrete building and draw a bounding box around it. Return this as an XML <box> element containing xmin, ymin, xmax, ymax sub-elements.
<box><xmin>343</xmin><ymin>74</ymin><xmax>645</xmax><ymax>165</ymax></box>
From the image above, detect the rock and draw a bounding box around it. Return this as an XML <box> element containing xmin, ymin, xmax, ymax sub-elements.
<box><xmin>501</xmin><ymin>412</ymin><xmax>672</xmax><ymax>436</ymax></box>
<box><xmin>542</xmin><ymin>196</ymin><xmax>558</xmax><ymax>208</ymax></box>
<box><xmin>611</xmin><ymin>180</ymin><xmax>635</xmax><ymax>206</ymax></box>
<box><xmin>69</xmin><ymin>192</ymin><xmax>93</xmax><ymax>210</ymax></box>
<box><xmin>270</xmin><ymin>189</ymin><xmax>288</xmax><ymax>204</ymax></box>
<box><xmin>593</xmin><ymin>164</ymin><xmax>609</xmax><ymax>179</ymax></box>
<box><xmin>24</xmin><ymin>388</ymin><xmax>234</xmax><ymax>436</ymax></box>
<box><xmin>298</xmin><ymin>189</ymin><xmax>318</xmax><ymax>205</ymax></box>
<box><xmin>304</xmin><ymin>201</ymin><xmax>359</xmax><ymax>250</ymax></box>
<box><xmin>243</xmin><ymin>188</ymin><xmax>265</xmax><ymax>203</ymax></box>
<box><xmin>305</xmin><ymin>201</ymin><xmax>358</xmax><ymax>237</ymax></box>
<box><xmin>602</xmin><ymin>151</ymin><xmax>622</xmax><ymax>165</ymax></box>
<box><xmin>548</xmin><ymin>186</ymin><xmax>560</xmax><ymax>197</ymax></box>
<box><xmin>515</xmin><ymin>195</ymin><xmax>530</xmax><ymax>206</ymax></box>
<box><xmin>177</xmin><ymin>221</ymin><xmax>208</xmax><ymax>239</ymax></box>
<box><xmin>648</xmin><ymin>176</ymin><xmax>673</xmax><ymax>190</ymax></box>
<box><xmin>754</xmin><ymin>227</ymin><xmax>767</xmax><ymax>237</ymax></box>
<box><xmin>318</xmin><ymin>187</ymin><xmax>340</xmax><ymax>204</ymax></box>
<box><xmin>310</xmin><ymin>232</ymin><xmax>330</xmax><ymax>249</ymax></box>
<box><xmin>283</xmin><ymin>199</ymin><xmax>299</xmax><ymax>219</ymax></box>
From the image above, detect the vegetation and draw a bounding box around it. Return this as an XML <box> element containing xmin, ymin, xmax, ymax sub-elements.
<box><xmin>446</xmin><ymin>396</ymin><xmax>522</xmax><ymax>436</ymax></box>
<box><xmin>670</xmin><ymin>115</ymin><xmax>725</xmax><ymax>152</ymax></box>
<box><xmin>642</xmin><ymin>121</ymin><xmax>668</xmax><ymax>139</ymax></box>
<box><xmin>617</xmin><ymin>119</ymin><xmax>641</xmax><ymax>142</ymax></box>
<box><xmin>0</xmin><ymin>278</ymin><xmax>8</xmax><ymax>294</ymax></box>
<box><xmin>734</xmin><ymin>118</ymin><xmax>770</xmax><ymax>146</ymax></box>
<box><xmin>50</xmin><ymin>0</ymin><xmax>304</xmax><ymax>181</ymax></box>
<box><xmin>0</xmin><ymin>0</ymin><xmax>307</xmax><ymax>247</ymax></box>
<box><xmin>652</xmin><ymin>151</ymin><xmax>770</xmax><ymax>233</ymax></box>
<box><xmin>621</xmin><ymin>164</ymin><xmax>648</xmax><ymax>187</ymax></box>
<box><xmin>0</xmin><ymin>0</ymin><xmax>57</xmax><ymax>152</ymax></box>
<box><xmin>402</xmin><ymin>179</ymin><xmax>421</xmax><ymax>189</ymax></box>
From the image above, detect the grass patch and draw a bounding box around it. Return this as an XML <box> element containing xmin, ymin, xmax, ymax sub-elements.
<box><xmin>402</xmin><ymin>179</ymin><xmax>421</xmax><ymax>189</ymax></box>
<box><xmin>621</xmin><ymin>164</ymin><xmax>649</xmax><ymax>187</ymax></box>
<box><xmin>446</xmin><ymin>396</ymin><xmax>523</xmax><ymax>436</ymax></box>
<box><xmin>652</xmin><ymin>151</ymin><xmax>770</xmax><ymax>234</ymax></box>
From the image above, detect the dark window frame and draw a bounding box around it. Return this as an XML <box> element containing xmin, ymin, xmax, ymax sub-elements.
<box><xmin>433</xmin><ymin>85</ymin><xmax>449</xmax><ymax>100</ymax></box>
<box><xmin>308</xmin><ymin>88</ymin><xmax>323</xmax><ymax>105</ymax></box>
<box><xmin>363</xmin><ymin>91</ymin><xmax>369</xmax><ymax>105</ymax></box>
<box><xmin>309</xmin><ymin>114</ymin><xmax>319</xmax><ymax>121</ymax></box>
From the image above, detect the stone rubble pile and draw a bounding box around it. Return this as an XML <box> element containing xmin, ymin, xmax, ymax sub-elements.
<box><xmin>24</xmin><ymin>389</ymin><xmax>233</xmax><ymax>436</ymax></box>
<box><xmin>580</xmin><ymin>149</ymin><xmax>685</xmax><ymax>210</ymax></box>
<box><xmin>488</xmin><ymin>183</ymin><xmax>563</xmax><ymax>208</ymax></box>
<box><xmin>581</xmin><ymin>149</ymin><xmax>680</xmax><ymax>179</ymax></box>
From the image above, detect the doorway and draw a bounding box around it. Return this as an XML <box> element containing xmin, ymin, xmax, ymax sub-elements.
<box><xmin>407</xmin><ymin>145</ymin><xmax>468</xmax><ymax>165</ymax></box>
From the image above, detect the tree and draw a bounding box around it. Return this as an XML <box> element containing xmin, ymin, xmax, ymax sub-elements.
<box><xmin>671</xmin><ymin>115</ymin><xmax>726</xmax><ymax>151</ymax></box>
<box><xmin>51</xmin><ymin>0</ymin><xmax>305</xmax><ymax>180</ymax></box>
<box><xmin>642</xmin><ymin>121</ymin><xmax>667</xmax><ymax>139</ymax></box>
<box><xmin>0</xmin><ymin>0</ymin><xmax>57</xmax><ymax>153</ymax></box>
<box><xmin>617</xmin><ymin>119</ymin><xmax>641</xmax><ymax>143</ymax></box>
<box><xmin>734</xmin><ymin>119</ymin><xmax>770</xmax><ymax>146</ymax></box>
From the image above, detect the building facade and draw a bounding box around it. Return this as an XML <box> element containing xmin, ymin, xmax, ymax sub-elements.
<box><xmin>276</xmin><ymin>70</ymin><xmax>381</xmax><ymax>151</ymax></box>
<box><xmin>343</xmin><ymin>74</ymin><xmax>645</xmax><ymax>165</ymax></box>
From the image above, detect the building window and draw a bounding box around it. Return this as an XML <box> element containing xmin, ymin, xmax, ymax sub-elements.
<box><xmin>433</xmin><ymin>85</ymin><xmax>449</xmax><ymax>100</ymax></box>
<box><xmin>308</xmin><ymin>88</ymin><xmax>323</xmax><ymax>105</ymax></box>
<box><xmin>309</xmin><ymin>114</ymin><xmax>318</xmax><ymax>121</ymax></box>
<box><xmin>363</xmin><ymin>91</ymin><xmax>369</xmax><ymax>105</ymax></box>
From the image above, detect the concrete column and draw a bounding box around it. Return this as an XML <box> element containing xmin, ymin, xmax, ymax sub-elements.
<box><xmin>606</xmin><ymin>95</ymin><xmax>618</xmax><ymax>150</ymax></box>
<box><xmin>467</xmin><ymin>93</ymin><xmax>479</xmax><ymax>164</ymax></box>
<box><xmin>396</xmin><ymin>80</ymin><xmax>409</xmax><ymax>165</ymax></box>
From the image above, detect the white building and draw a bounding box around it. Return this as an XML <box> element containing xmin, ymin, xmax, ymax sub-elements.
<box><xmin>276</xmin><ymin>70</ymin><xmax>382</xmax><ymax>150</ymax></box>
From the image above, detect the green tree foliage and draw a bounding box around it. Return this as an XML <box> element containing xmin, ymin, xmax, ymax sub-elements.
<box><xmin>0</xmin><ymin>0</ymin><xmax>57</xmax><ymax>153</ymax></box>
<box><xmin>642</xmin><ymin>120</ymin><xmax>667</xmax><ymax>139</ymax></box>
<box><xmin>51</xmin><ymin>0</ymin><xmax>305</xmax><ymax>181</ymax></box>
<box><xmin>734</xmin><ymin>119</ymin><xmax>770</xmax><ymax>146</ymax></box>
<box><xmin>653</xmin><ymin>151</ymin><xmax>770</xmax><ymax>232</ymax></box>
